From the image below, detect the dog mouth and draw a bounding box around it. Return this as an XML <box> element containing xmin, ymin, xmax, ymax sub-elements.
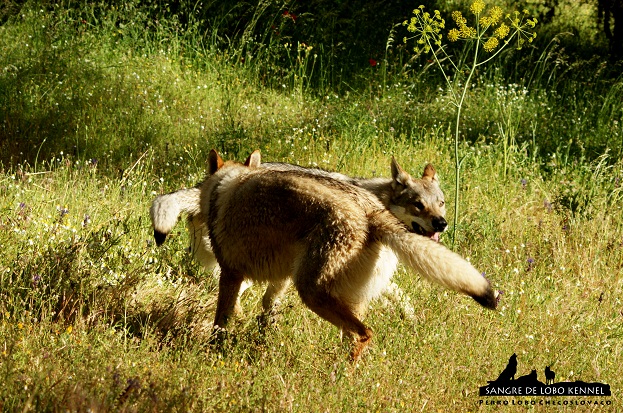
<box><xmin>410</xmin><ymin>222</ymin><xmax>440</xmax><ymax>242</ymax></box>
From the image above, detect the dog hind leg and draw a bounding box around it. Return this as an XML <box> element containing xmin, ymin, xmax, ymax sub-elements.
<box><xmin>300</xmin><ymin>289</ymin><xmax>372</xmax><ymax>361</ymax></box>
<box><xmin>294</xmin><ymin>265</ymin><xmax>373</xmax><ymax>362</ymax></box>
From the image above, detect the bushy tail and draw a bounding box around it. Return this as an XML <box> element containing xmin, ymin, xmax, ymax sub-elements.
<box><xmin>150</xmin><ymin>188</ymin><xmax>201</xmax><ymax>246</ymax></box>
<box><xmin>373</xmin><ymin>212</ymin><xmax>498</xmax><ymax>309</ymax></box>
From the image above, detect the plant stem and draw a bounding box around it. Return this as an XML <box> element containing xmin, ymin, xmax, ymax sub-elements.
<box><xmin>452</xmin><ymin>40</ymin><xmax>480</xmax><ymax>247</ymax></box>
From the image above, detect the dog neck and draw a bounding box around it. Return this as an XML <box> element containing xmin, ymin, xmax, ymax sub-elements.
<box><xmin>353</xmin><ymin>177</ymin><xmax>393</xmax><ymax>208</ymax></box>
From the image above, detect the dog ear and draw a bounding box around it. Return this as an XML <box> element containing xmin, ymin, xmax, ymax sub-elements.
<box><xmin>244</xmin><ymin>150</ymin><xmax>261</xmax><ymax>168</ymax></box>
<box><xmin>391</xmin><ymin>156</ymin><xmax>411</xmax><ymax>187</ymax></box>
<box><xmin>422</xmin><ymin>163</ymin><xmax>439</xmax><ymax>183</ymax></box>
<box><xmin>208</xmin><ymin>149</ymin><xmax>224</xmax><ymax>175</ymax></box>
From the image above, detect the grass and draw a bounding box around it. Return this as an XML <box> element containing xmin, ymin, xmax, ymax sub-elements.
<box><xmin>1</xmin><ymin>1</ymin><xmax>622</xmax><ymax>411</ymax></box>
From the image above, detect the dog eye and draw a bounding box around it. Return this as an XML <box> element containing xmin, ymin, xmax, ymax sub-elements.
<box><xmin>413</xmin><ymin>201</ymin><xmax>424</xmax><ymax>210</ymax></box>
<box><xmin>439</xmin><ymin>201</ymin><xmax>445</xmax><ymax>207</ymax></box>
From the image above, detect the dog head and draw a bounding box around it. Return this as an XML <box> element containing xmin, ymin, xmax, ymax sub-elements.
<box><xmin>388</xmin><ymin>158</ymin><xmax>447</xmax><ymax>241</ymax></box>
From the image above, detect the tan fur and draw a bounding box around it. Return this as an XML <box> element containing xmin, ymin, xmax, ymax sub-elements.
<box><xmin>201</xmin><ymin>150</ymin><xmax>496</xmax><ymax>361</ymax></box>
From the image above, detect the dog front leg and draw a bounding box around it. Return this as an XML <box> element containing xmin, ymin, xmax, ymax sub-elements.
<box><xmin>213</xmin><ymin>268</ymin><xmax>244</xmax><ymax>330</ymax></box>
<box><xmin>261</xmin><ymin>278</ymin><xmax>291</xmax><ymax>313</ymax></box>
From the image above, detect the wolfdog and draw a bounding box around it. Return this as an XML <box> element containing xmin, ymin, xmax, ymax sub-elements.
<box><xmin>196</xmin><ymin>150</ymin><xmax>496</xmax><ymax>360</ymax></box>
<box><xmin>151</xmin><ymin>154</ymin><xmax>448</xmax><ymax>318</ymax></box>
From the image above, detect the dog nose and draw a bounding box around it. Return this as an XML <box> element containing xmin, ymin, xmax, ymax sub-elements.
<box><xmin>432</xmin><ymin>217</ymin><xmax>447</xmax><ymax>232</ymax></box>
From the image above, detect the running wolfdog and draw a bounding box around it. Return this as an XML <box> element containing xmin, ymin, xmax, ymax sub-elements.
<box><xmin>200</xmin><ymin>150</ymin><xmax>496</xmax><ymax>360</ymax></box>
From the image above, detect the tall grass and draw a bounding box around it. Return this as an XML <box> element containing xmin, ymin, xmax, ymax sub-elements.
<box><xmin>0</xmin><ymin>1</ymin><xmax>621</xmax><ymax>411</ymax></box>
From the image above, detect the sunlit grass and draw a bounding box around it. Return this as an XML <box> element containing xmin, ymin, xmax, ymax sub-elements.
<box><xmin>2</xmin><ymin>137</ymin><xmax>621</xmax><ymax>411</ymax></box>
<box><xmin>0</xmin><ymin>1</ymin><xmax>621</xmax><ymax>411</ymax></box>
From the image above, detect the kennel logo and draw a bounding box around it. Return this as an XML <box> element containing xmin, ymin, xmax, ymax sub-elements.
<box><xmin>479</xmin><ymin>354</ymin><xmax>611</xmax><ymax>398</ymax></box>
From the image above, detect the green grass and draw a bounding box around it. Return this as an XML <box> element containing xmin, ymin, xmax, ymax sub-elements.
<box><xmin>1</xmin><ymin>1</ymin><xmax>622</xmax><ymax>411</ymax></box>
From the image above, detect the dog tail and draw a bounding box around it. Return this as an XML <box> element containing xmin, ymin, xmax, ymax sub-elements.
<box><xmin>373</xmin><ymin>212</ymin><xmax>498</xmax><ymax>309</ymax></box>
<box><xmin>150</xmin><ymin>187</ymin><xmax>201</xmax><ymax>246</ymax></box>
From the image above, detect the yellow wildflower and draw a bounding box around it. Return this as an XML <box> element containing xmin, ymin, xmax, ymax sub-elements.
<box><xmin>460</xmin><ymin>25</ymin><xmax>477</xmax><ymax>39</ymax></box>
<box><xmin>483</xmin><ymin>37</ymin><xmax>499</xmax><ymax>52</ymax></box>
<box><xmin>480</xmin><ymin>16</ymin><xmax>493</xmax><ymax>27</ymax></box>
<box><xmin>452</xmin><ymin>11</ymin><xmax>466</xmax><ymax>25</ymax></box>
<box><xmin>448</xmin><ymin>28</ymin><xmax>460</xmax><ymax>42</ymax></box>
<box><xmin>470</xmin><ymin>0</ymin><xmax>485</xmax><ymax>15</ymax></box>
<box><xmin>494</xmin><ymin>23</ymin><xmax>510</xmax><ymax>39</ymax></box>
<box><xmin>404</xmin><ymin>5</ymin><xmax>445</xmax><ymax>52</ymax></box>
<box><xmin>489</xmin><ymin>6</ymin><xmax>503</xmax><ymax>24</ymax></box>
